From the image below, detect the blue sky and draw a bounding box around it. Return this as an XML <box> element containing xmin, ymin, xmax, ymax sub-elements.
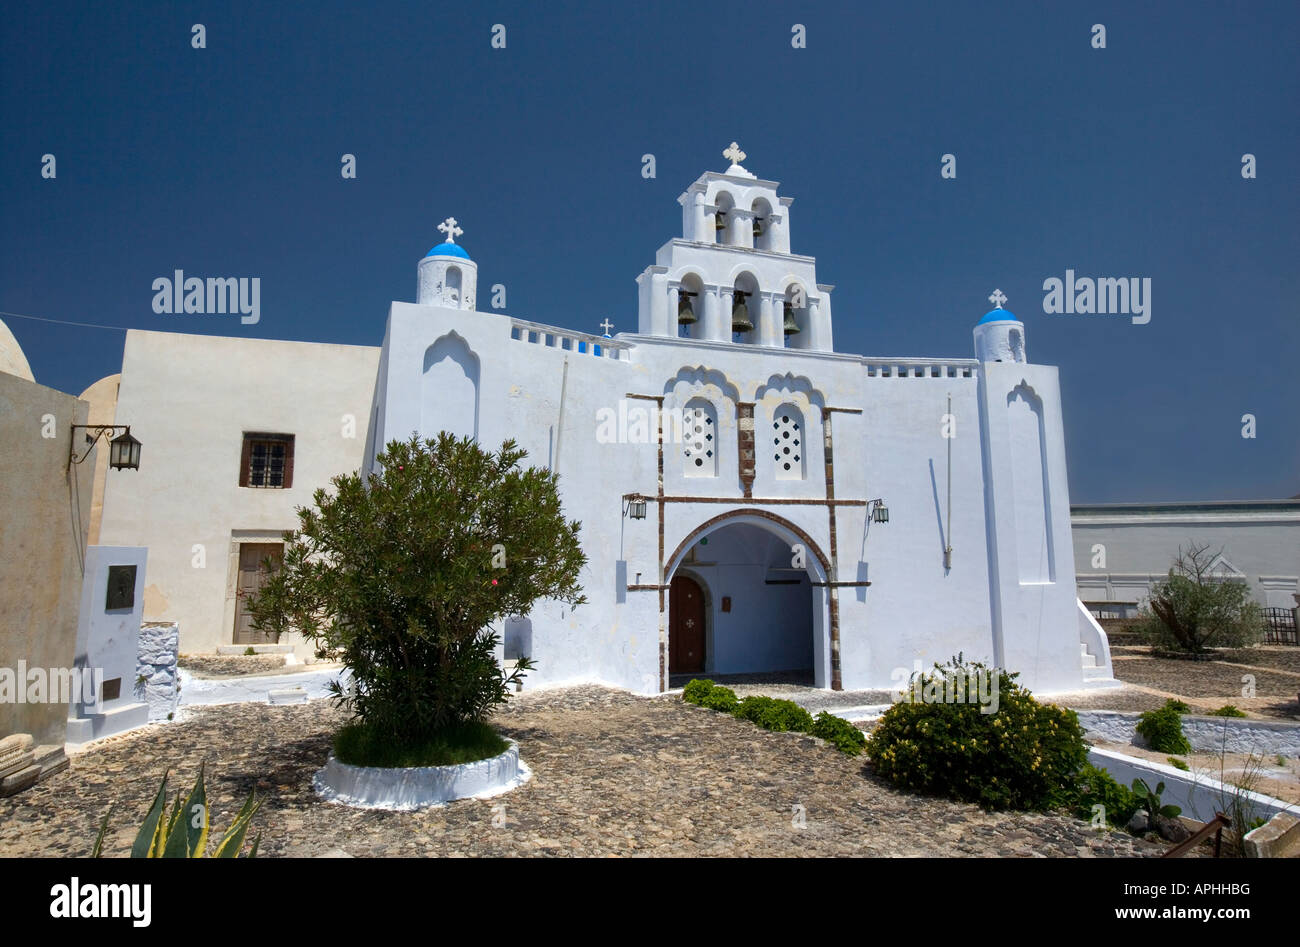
<box><xmin>2</xmin><ymin>0</ymin><xmax>1296</xmax><ymax>502</ymax></box>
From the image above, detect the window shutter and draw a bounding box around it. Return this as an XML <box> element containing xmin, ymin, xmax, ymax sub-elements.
<box><xmin>238</xmin><ymin>435</ymin><xmax>252</xmax><ymax>487</ymax></box>
<box><xmin>283</xmin><ymin>436</ymin><xmax>295</xmax><ymax>488</ymax></box>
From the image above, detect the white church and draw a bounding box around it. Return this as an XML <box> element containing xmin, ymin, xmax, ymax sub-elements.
<box><xmin>92</xmin><ymin>145</ymin><xmax>1110</xmax><ymax>695</ymax></box>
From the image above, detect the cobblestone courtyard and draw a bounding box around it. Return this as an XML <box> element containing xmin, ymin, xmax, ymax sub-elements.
<box><xmin>0</xmin><ymin>687</ymin><xmax>1161</xmax><ymax>858</ymax></box>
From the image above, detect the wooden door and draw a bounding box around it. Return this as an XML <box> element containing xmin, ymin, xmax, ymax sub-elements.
<box><xmin>233</xmin><ymin>543</ymin><xmax>283</xmax><ymax>644</ymax></box>
<box><xmin>669</xmin><ymin>575</ymin><xmax>705</xmax><ymax>673</ymax></box>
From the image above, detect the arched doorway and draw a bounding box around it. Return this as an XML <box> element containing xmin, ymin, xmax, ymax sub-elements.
<box><xmin>666</xmin><ymin>511</ymin><xmax>832</xmax><ymax>688</ymax></box>
<box><xmin>668</xmin><ymin>574</ymin><xmax>706</xmax><ymax>674</ymax></box>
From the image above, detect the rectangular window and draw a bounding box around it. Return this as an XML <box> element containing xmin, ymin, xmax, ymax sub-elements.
<box><xmin>239</xmin><ymin>433</ymin><xmax>295</xmax><ymax>488</ymax></box>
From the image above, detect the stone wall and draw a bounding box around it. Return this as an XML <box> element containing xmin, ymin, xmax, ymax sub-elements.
<box><xmin>136</xmin><ymin>622</ymin><xmax>180</xmax><ymax>721</ymax></box>
<box><xmin>1078</xmin><ymin>708</ymin><xmax>1300</xmax><ymax>756</ymax></box>
<box><xmin>0</xmin><ymin>371</ymin><xmax>93</xmax><ymax>748</ymax></box>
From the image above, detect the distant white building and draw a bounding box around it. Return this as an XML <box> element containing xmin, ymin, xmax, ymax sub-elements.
<box><xmin>1072</xmin><ymin>500</ymin><xmax>1300</xmax><ymax>626</ymax></box>
<box><xmin>97</xmin><ymin>146</ymin><xmax>1101</xmax><ymax>693</ymax></box>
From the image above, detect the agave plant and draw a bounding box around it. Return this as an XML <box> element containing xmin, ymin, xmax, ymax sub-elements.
<box><xmin>91</xmin><ymin>763</ymin><xmax>262</xmax><ymax>858</ymax></box>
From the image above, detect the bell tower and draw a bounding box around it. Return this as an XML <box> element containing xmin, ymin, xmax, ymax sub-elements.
<box><xmin>417</xmin><ymin>216</ymin><xmax>478</xmax><ymax>310</ymax></box>
<box><xmin>636</xmin><ymin>144</ymin><xmax>834</xmax><ymax>352</ymax></box>
<box><xmin>973</xmin><ymin>289</ymin><xmax>1027</xmax><ymax>363</ymax></box>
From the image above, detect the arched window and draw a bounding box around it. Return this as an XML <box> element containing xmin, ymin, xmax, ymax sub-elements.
<box><xmin>676</xmin><ymin>272</ymin><xmax>704</xmax><ymax>340</ymax></box>
<box><xmin>752</xmin><ymin>198</ymin><xmax>774</xmax><ymax>251</ymax></box>
<box><xmin>682</xmin><ymin>398</ymin><xmax>717</xmax><ymax>477</ymax></box>
<box><xmin>731</xmin><ymin>271</ymin><xmax>759</xmax><ymax>344</ymax></box>
<box><xmin>445</xmin><ymin>266</ymin><xmax>463</xmax><ymax>307</ymax></box>
<box><xmin>771</xmin><ymin>403</ymin><xmax>804</xmax><ymax>480</ymax></box>
<box><xmin>783</xmin><ymin>283</ymin><xmax>810</xmax><ymax>350</ymax></box>
<box><xmin>714</xmin><ymin>192</ymin><xmax>735</xmax><ymax>246</ymax></box>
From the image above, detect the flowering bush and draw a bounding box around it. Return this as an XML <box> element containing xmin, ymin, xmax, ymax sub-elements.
<box><xmin>865</xmin><ymin>659</ymin><xmax>1087</xmax><ymax>810</ymax></box>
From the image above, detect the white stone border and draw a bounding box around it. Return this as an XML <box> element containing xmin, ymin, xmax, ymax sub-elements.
<box><xmin>1088</xmin><ymin>747</ymin><xmax>1294</xmax><ymax>824</ymax></box>
<box><xmin>1077</xmin><ymin>709</ymin><xmax>1300</xmax><ymax>756</ymax></box>
<box><xmin>313</xmin><ymin>740</ymin><xmax>531</xmax><ymax>811</ymax></box>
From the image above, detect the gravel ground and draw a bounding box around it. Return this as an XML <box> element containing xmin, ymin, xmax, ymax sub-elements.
<box><xmin>0</xmin><ymin>686</ymin><xmax>1165</xmax><ymax>858</ymax></box>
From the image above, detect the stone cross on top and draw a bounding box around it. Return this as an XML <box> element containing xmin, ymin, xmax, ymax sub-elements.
<box><xmin>723</xmin><ymin>142</ymin><xmax>747</xmax><ymax>166</ymax></box>
<box><xmin>599</xmin><ymin>318</ymin><xmax>614</xmax><ymax>336</ymax></box>
<box><xmin>437</xmin><ymin>216</ymin><xmax>463</xmax><ymax>244</ymax></box>
<box><xmin>988</xmin><ymin>288</ymin><xmax>1008</xmax><ymax>309</ymax></box>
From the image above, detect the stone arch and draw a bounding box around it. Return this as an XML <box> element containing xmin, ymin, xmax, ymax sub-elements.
<box><xmin>662</xmin><ymin>365</ymin><xmax>741</xmax><ymax>405</ymax></box>
<box><xmin>666</xmin><ymin>509</ymin><xmax>834</xmax><ymax>688</ymax></box>
<box><xmin>421</xmin><ymin>331</ymin><xmax>480</xmax><ymax>440</ymax></box>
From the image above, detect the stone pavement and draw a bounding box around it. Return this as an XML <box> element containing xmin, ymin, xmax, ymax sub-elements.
<box><xmin>0</xmin><ymin>686</ymin><xmax>1163</xmax><ymax>858</ymax></box>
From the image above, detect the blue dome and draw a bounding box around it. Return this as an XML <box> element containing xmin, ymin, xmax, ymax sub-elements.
<box><xmin>426</xmin><ymin>241</ymin><xmax>470</xmax><ymax>259</ymax></box>
<box><xmin>977</xmin><ymin>308</ymin><xmax>1018</xmax><ymax>325</ymax></box>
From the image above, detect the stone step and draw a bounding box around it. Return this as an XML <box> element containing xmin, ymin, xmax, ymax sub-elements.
<box><xmin>1082</xmin><ymin>665</ymin><xmax>1112</xmax><ymax>680</ymax></box>
<box><xmin>268</xmin><ymin>686</ymin><xmax>309</xmax><ymax>705</ymax></box>
<box><xmin>1081</xmin><ymin>653</ymin><xmax>1097</xmax><ymax>668</ymax></box>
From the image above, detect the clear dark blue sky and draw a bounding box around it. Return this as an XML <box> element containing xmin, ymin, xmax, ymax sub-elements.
<box><xmin>3</xmin><ymin>0</ymin><xmax>1296</xmax><ymax>503</ymax></box>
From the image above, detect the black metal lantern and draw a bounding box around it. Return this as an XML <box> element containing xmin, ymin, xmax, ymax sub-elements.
<box><xmin>624</xmin><ymin>494</ymin><xmax>647</xmax><ymax>520</ymax></box>
<box><xmin>109</xmin><ymin>430</ymin><xmax>142</xmax><ymax>471</ymax></box>
<box><xmin>69</xmin><ymin>424</ymin><xmax>143</xmax><ymax>471</ymax></box>
<box><xmin>871</xmin><ymin>500</ymin><xmax>889</xmax><ymax>524</ymax></box>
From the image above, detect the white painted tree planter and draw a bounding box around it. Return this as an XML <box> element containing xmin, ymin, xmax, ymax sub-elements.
<box><xmin>313</xmin><ymin>740</ymin><xmax>531</xmax><ymax>811</ymax></box>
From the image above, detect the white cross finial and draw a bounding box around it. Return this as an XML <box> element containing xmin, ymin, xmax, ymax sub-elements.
<box><xmin>599</xmin><ymin>318</ymin><xmax>614</xmax><ymax>336</ymax></box>
<box><xmin>988</xmin><ymin>288</ymin><xmax>1007</xmax><ymax>309</ymax></box>
<box><xmin>437</xmin><ymin>216</ymin><xmax>463</xmax><ymax>244</ymax></box>
<box><xmin>723</xmin><ymin>142</ymin><xmax>746</xmax><ymax>166</ymax></box>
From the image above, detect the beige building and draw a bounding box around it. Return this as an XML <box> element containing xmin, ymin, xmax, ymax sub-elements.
<box><xmin>96</xmin><ymin>330</ymin><xmax>379</xmax><ymax>654</ymax></box>
<box><xmin>0</xmin><ymin>319</ymin><xmax>94</xmax><ymax>751</ymax></box>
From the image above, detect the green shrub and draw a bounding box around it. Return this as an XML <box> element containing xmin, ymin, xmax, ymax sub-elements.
<box><xmin>247</xmin><ymin>434</ymin><xmax>585</xmax><ymax>747</ymax></box>
<box><xmin>1136</xmin><ymin>702</ymin><xmax>1192</xmax><ymax>754</ymax></box>
<box><xmin>1209</xmin><ymin>705</ymin><xmax>1247</xmax><ymax>718</ymax></box>
<box><xmin>812</xmin><ymin>711</ymin><xmax>867</xmax><ymax>755</ymax></box>
<box><xmin>1133</xmin><ymin>542</ymin><xmax>1265</xmax><ymax>653</ymax></box>
<box><xmin>334</xmin><ymin>719</ymin><xmax>507</xmax><ymax>767</ymax></box>
<box><xmin>733</xmin><ymin>695</ymin><xmax>815</xmax><ymax>734</ymax></box>
<box><xmin>1165</xmin><ymin>699</ymin><xmax>1191</xmax><ymax>714</ymax></box>
<box><xmin>866</xmin><ymin>658</ymin><xmax>1088</xmax><ymax>811</ymax></box>
<box><xmin>1167</xmin><ymin>756</ymin><xmax>1190</xmax><ymax>771</ymax></box>
<box><xmin>1071</xmin><ymin>763</ymin><xmax>1141</xmax><ymax>826</ymax></box>
<box><xmin>681</xmin><ymin>678</ymin><xmax>716</xmax><ymax>706</ymax></box>
<box><xmin>700</xmin><ymin>686</ymin><xmax>739</xmax><ymax>713</ymax></box>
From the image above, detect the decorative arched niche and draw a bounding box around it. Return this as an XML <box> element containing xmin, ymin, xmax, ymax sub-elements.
<box><xmin>1006</xmin><ymin>381</ymin><xmax>1054</xmax><ymax>583</ymax></box>
<box><xmin>421</xmin><ymin>332</ymin><xmax>480</xmax><ymax>441</ymax></box>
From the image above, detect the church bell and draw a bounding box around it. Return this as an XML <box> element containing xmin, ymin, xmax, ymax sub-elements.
<box><xmin>731</xmin><ymin>292</ymin><xmax>753</xmax><ymax>333</ymax></box>
<box><xmin>782</xmin><ymin>302</ymin><xmax>800</xmax><ymax>335</ymax></box>
<box><xmin>715</xmin><ymin>211</ymin><xmax>727</xmax><ymax>232</ymax></box>
<box><xmin>753</xmin><ymin>217</ymin><xmax>764</xmax><ymax>239</ymax></box>
<box><xmin>677</xmin><ymin>292</ymin><xmax>697</xmax><ymax>325</ymax></box>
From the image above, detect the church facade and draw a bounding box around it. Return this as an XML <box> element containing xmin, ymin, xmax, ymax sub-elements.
<box><xmin>98</xmin><ymin>147</ymin><xmax>1101</xmax><ymax>694</ymax></box>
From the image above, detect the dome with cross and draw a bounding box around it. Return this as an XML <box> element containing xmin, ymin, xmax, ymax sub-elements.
<box><xmin>977</xmin><ymin>288</ymin><xmax>1017</xmax><ymax>324</ymax></box>
<box><xmin>426</xmin><ymin>215</ymin><xmax>471</xmax><ymax>259</ymax></box>
<box><xmin>426</xmin><ymin>242</ymin><xmax>470</xmax><ymax>259</ymax></box>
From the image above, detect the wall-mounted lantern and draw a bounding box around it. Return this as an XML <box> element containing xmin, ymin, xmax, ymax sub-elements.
<box><xmin>869</xmin><ymin>498</ymin><xmax>889</xmax><ymax>524</ymax></box>
<box><xmin>69</xmin><ymin>425</ymin><xmax>142</xmax><ymax>471</ymax></box>
<box><xmin>623</xmin><ymin>493</ymin><xmax>648</xmax><ymax>520</ymax></box>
